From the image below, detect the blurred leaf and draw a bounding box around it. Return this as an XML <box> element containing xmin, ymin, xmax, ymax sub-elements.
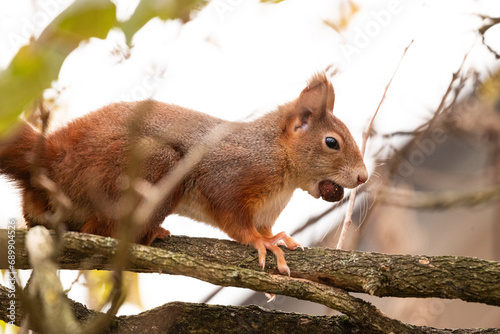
<box><xmin>0</xmin><ymin>0</ymin><xmax>117</xmax><ymax>136</ymax></box>
<box><xmin>85</xmin><ymin>270</ymin><xmax>114</xmax><ymax>309</ymax></box>
<box><xmin>324</xmin><ymin>0</ymin><xmax>359</xmax><ymax>33</ymax></box>
<box><xmin>123</xmin><ymin>272</ymin><xmax>143</xmax><ymax>309</ymax></box>
<box><xmin>84</xmin><ymin>270</ymin><xmax>142</xmax><ymax>309</ymax></box>
<box><xmin>0</xmin><ymin>0</ymin><xmax>210</xmax><ymax>135</ymax></box>
<box><xmin>119</xmin><ymin>0</ymin><xmax>207</xmax><ymax>44</ymax></box>
<box><xmin>479</xmin><ymin>68</ymin><xmax>500</xmax><ymax>105</ymax></box>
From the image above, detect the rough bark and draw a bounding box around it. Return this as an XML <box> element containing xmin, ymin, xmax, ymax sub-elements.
<box><xmin>1</xmin><ymin>229</ymin><xmax>498</xmax><ymax>306</ymax></box>
<box><xmin>0</xmin><ymin>229</ymin><xmax>499</xmax><ymax>333</ymax></box>
<box><xmin>1</xmin><ymin>284</ymin><xmax>498</xmax><ymax>334</ymax></box>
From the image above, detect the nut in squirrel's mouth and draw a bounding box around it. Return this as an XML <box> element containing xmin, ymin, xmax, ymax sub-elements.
<box><xmin>318</xmin><ymin>180</ymin><xmax>344</xmax><ymax>202</ymax></box>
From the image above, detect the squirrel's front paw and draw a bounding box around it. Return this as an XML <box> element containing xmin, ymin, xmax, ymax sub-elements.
<box><xmin>251</xmin><ymin>233</ymin><xmax>303</xmax><ymax>275</ymax></box>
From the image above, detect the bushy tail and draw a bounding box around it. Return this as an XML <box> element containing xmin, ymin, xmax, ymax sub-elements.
<box><xmin>0</xmin><ymin>122</ymin><xmax>41</xmax><ymax>186</ymax></box>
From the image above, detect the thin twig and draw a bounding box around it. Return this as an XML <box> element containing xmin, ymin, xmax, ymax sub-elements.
<box><xmin>388</xmin><ymin>51</ymin><xmax>470</xmax><ymax>176</ymax></box>
<box><xmin>336</xmin><ymin>40</ymin><xmax>413</xmax><ymax>250</ymax></box>
<box><xmin>29</xmin><ymin>101</ymin><xmax>72</xmax><ymax>242</ymax></box>
<box><xmin>377</xmin><ymin>185</ymin><xmax>500</xmax><ymax>209</ymax></box>
<box><xmin>478</xmin><ymin>15</ymin><xmax>500</xmax><ymax>59</ymax></box>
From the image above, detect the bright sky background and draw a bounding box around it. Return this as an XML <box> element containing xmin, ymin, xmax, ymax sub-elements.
<box><xmin>1</xmin><ymin>0</ymin><xmax>499</xmax><ymax>319</ymax></box>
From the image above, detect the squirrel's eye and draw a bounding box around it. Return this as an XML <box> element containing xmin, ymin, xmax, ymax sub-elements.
<box><xmin>325</xmin><ymin>137</ymin><xmax>340</xmax><ymax>150</ymax></box>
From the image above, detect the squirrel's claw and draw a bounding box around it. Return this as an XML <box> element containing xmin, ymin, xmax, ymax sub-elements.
<box><xmin>251</xmin><ymin>232</ymin><xmax>301</xmax><ymax>275</ymax></box>
<box><xmin>265</xmin><ymin>293</ymin><xmax>276</xmax><ymax>302</ymax></box>
<box><xmin>276</xmin><ymin>239</ymin><xmax>287</xmax><ymax>247</ymax></box>
<box><xmin>255</xmin><ymin>242</ymin><xmax>267</xmax><ymax>269</ymax></box>
<box><xmin>281</xmin><ymin>263</ymin><xmax>291</xmax><ymax>276</ymax></box>
<box><xmin>257</xmin><ymin>240</ymin><xmax>290</xmax><ymax>275</ymax></box>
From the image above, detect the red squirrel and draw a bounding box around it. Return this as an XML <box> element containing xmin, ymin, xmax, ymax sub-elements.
<box><xmin>0</xmin><ymin>73</ymin><xmax>368</xmax><ymax>275</ymax></box>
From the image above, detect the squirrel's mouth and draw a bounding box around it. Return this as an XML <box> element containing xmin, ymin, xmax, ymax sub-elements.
<box><xmin>318</xmin><ymin>180</ymin><xmax>344</xmax><ymax>202</ymax></box>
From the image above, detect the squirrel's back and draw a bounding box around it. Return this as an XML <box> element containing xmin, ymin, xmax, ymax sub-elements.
<box><xmin>0</xmin><ymin>100</ymin><xmax>226</xmax><ymax>243</ymax></box>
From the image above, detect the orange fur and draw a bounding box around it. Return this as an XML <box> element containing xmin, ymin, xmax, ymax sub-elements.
<box><xmin>0</xmin><ymin>73</ymin><xmax>368</xmax><ymax>273</ymax></box>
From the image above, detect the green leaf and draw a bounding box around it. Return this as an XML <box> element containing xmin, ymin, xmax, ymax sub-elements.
<box><xmin>0</xmin><ymin>0</ymin><xmax>117</xmax><ymax>136</ymax></box>
<box><xmin>0</xmin><ymin>0</ymin><xmax>210</xmax><ymax>136</ymax></box>
<box><xmin>119</xmin><ymin>0</ymin><xmax>207</xmax><ymax>44</ymax></box>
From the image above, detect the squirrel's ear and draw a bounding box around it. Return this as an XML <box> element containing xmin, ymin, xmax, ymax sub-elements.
<box><xmin>298</xmin><ymin>73</ymin><xmax>335</xmax><ymax>117</ymax></box>
<box><xmin>285</xmin><ymin>73</ymin><xmax>335</xmax><ymax>134</ymax></box>
<box><xmin>288</xmin><ymin>110</ymin><xmax>312</xmax><ymax>133</ymax></box>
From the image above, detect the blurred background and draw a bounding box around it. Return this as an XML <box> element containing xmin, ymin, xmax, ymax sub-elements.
<box><xmin>0</xmin><ymin>0</ymin><xmax>499</xmax><ymax>330</ymax></box>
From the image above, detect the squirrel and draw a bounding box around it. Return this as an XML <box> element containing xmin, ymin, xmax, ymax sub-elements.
<box><xmin>0</xmin><ymin>73</ymin><xmax>368</xmax><ymax>275</ymax></box>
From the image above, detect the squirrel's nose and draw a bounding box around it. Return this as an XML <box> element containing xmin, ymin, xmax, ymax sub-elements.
<box><xmin>357</xmin><ymin>170</ymin><xmax>368</xmax><ymax>185</ymax></box>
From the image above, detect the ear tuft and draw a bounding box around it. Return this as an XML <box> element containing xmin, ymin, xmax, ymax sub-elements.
<box><xmin>300</xmin><ymin>73</ymin><xmax>335</xmax><ymax>116</ymax></box>
<box><xmin>306</xmin><ymin>73</ymin><xmax>329</xmax><ymax>90</ymax></box>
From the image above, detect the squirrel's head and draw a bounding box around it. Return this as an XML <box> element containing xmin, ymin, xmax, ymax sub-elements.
<box><xmin>283</xmin><ymin>73</ymin><xmax>368</xmax><ymax>202</ymax></box>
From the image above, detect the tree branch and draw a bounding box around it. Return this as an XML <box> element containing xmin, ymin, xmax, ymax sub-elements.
<box><xmin>1</xmin><ymin>281</ymin><xmax>498</xmax><ymax>334</ymax></box>
<box><xmin>1</xmin><ymin>229</ymin><xmax>499</xmax><ymax>309</ymax></box>
<box><xmin>376</xmin><ymin>185</ymin><xmax>500</xmax><ymax>209</ymax></box>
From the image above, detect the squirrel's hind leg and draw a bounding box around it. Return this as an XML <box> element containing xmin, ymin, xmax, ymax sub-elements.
<box><xmin>80</xmin><ymin>216</ymin><xmax>117</xmax><ymax>238</ymax></box>
<box><xmin>22</xmin><ymin>187</ymin><xmax>51</xmax><ymax>228</ymax></box>
<box><xmin>138</xmin><ymin>225</ymin><xmax>170</xmax><ymax>245</ymax></box>
<box><xmin>136</xmin><ymin>184</ymin><xmax>183</xmax><ymax>245</ymax></box>
<box><xmin>80</xmin><ymin>215</ymin><xmax>170</xmax><ymax>246</ymax></box>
